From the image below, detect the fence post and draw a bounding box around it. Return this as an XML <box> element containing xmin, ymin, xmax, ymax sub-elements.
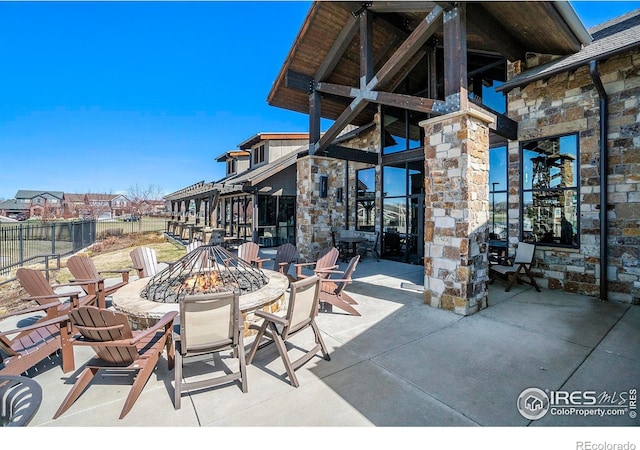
<box><xmin>51</xmin><ymin>222</ymin><xmax>56</xmax><ymax>255</ymax></box>
<box><xmin>18</xmin><ymin>223</ymin><xmax>24</xmax><ymax>264</ymax></box>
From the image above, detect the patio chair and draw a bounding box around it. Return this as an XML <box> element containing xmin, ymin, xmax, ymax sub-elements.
<box><xmin>255</xmin><ymin>243</ymin><xmax>297</xmax><ymax>278</ymax></box>
<box><xmin>0</xmin><ymin>375</ymin><xmax>43</xmax><ymax>426</ymax></box>
<box><xmin>53</xmin><ymin>306</ymin><xmax>177</xmax><ymax>420</ymax></box>
<box><xmin>0</xmin><ymin>302</ymin><xmax>75</xmax><ymax>376</ymax></box>
<box><xmin>130</xmin><ymin>245</ymin><xmax>183</xmax><ymax>278</ymax></box>
<box><xmin>318</xmin><ymin>255</ymin><xmax>361</xmax><ymax>316</ymax></box>
<box><xmin>489</xmin><ymin>242</ymin><xmax>541</xmax><ymax>292</ymax></box>
<box><xmin>174</xmin><ymin>290</ymin><xmax>246</xmax><ymax>409</ymax></box>
<box><xmin>246</xmin><ymin>275</ymin><xmax>329</xmax><ymax>387</ymax></box>
<box><xmin>357</xmin><ymin>232</ymin><xmax>380</xmax><ymax>262</ymax></box>
<box><xmin>237</xmin><ymin>242</ymin><xmax>261</xmax><ymax>266</ymax></box>
<box><xmin>16</xmin><ymin>267</ymin><xmax>100</xmax><ymax>313</ymax></box>
<box><xmin>67</xmin><ymin>254</ymin><xmax>130</xmax><ymax>308</ymax></box>
<box><xmin>294</xmin><ymin>247</ymin><xmax>339</xmax><ymax>280</ymax></box>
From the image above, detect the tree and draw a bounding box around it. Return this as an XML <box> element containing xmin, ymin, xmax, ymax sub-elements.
<box><xmin>127</xmin><ymin>183</ymin><xmax>164</xmax><ymax>230</ymax></box>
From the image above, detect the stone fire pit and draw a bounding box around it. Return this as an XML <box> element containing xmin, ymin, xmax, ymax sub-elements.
<box><xmin>111</xmin><ymin>270</ymin><xmax>289</xmax><ymax>335</ymax></box>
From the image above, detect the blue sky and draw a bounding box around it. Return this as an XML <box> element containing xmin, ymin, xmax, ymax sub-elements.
<box><xmin>1</xmin><ymin>1</ymin><xmax>639</xmax><ymax>201</ymax></box>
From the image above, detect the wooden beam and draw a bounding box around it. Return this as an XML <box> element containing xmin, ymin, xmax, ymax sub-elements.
<box><xmin>444</xmin><ymin>4</ymin><xmax>467</xmax><ymax>108</ymax></box>
<box><xmin>360</xmin><ymin>7</ymin><xmax>374</xmax><ymax>87</ymax></box>
<box><xmin>469</xmin><ymin>100</ymin><xmax>518</xmax><ymax>140</ymax></box>
<box><xmin>314</xmin><ymin>81</ymin><xmax>447</xmax><ymax>115</ymax></box>
<box><xmin>285</xmin><ymin>70</ymin><xmax>314</xmax><ymax>93</ymax></box>
<box><xmin>318</xmin><ymin>145</ymin><xmax>379</xmax><ymax>164</ymax></box>
<box><xmin>309</xmin><ymin>89</ymin><xmax>321</xmax><ymax>147</ymax></box>
<box><xmin>315</xmin><ymin>12</ymin><xmax>359</xmax><ymax>81</ymax></box>
<box><xmin>315</xmin><ymin>96</ymin><xmax>369</xmax><ymax>154</ymax></box>
<box><xmin>368</xmin><ymin>5</ymin><xmax>443</xmax><ymax>90</ymax></box>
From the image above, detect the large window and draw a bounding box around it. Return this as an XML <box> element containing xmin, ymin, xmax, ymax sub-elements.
<box><xmin>489</xmin><ymin>145</ymin><xmax>508</xmax><ymax>241</ymax></box>
<box><xmin>382</xmin><ymin>107</ymin><xmax>423</xmax><ymax>154</ymax></box>
<box><xmin>356</xmin><ymin>168</ymin><xmax>376</xmax><ymax>231</ymax></box>
<box><xmin>521</xmin><ymin>134</ymin><xmax>579</xmax><ymax>248</ymax></box>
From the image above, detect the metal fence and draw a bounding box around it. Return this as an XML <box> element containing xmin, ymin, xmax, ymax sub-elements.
<box><xmin>0</xmin><ymin>217</ymin><xmax>167</xmax><ymax>280</ymax></box>
<box><xmin>0</xmin><ymin>220</ymin><xmax>96</xmax><ymax>278</ymax></box>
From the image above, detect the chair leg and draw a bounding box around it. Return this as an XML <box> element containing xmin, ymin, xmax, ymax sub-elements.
<box><xmin>53</xmin><ymin>367</ymin><xmax>99</xmax><ymax>419</ymax></box>
<box><xmin>237</xmin><ymin>333</ymin><xmax>248</xmax><ymax>393</ymax></box>
<box><xmin>120</xmin><ymin>357</ymin><xmax>157</xmax><ymax>419</ymax></box>
<box><xmin>174</xmin><ymin>350</ymin><xmax>183</xmax><ymax>410</ymax></box>
<box><xmin>246</xmin><ymin>321</ymin><xmax>268</xmax><ymax>365</ymax></box>
<box><xmin>320</xmin><ymin>294</ymin><xmax>361</xmax><ymax>316</ymax></box>
<box><xmin>524</xmin><ymin>266</ymin><xmax>542</xmax><ymax>292</ymax></box>
<box><xmin>270</xmin><ymin>323</ymin><xmax>299</xmax><ymax>387</ymax></box>
<box><xmin>311</xmin><ymin>321</ymin><xmax>330</xmax><ymax>361</ymax></box>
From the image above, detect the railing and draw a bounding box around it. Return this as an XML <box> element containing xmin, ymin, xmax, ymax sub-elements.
<box><xmin>0</xmin><ymin>220</ymin><xmax>95</xmax><ymax>280</ymax></box>
<box><xmin>0</xmin><ymin>217</ymin><xmax>167</xmax><ymax>281</ymax></box>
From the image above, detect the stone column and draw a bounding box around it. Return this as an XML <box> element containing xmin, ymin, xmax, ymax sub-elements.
<box><xmin>420</xmin><ymin>109</ymin><xmax>493</xmax><ymax>315</ymax></box>
<box><xmin>296</xmin><ymin>155</ymin><xmax>346</xmax><ymax>262</ymax></box>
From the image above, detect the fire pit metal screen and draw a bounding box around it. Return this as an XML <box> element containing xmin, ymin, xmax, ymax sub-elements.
<box><xmin>140</xmin><ymin>244</ymin><xmax>269</xmax><ymax>303</ymax></box>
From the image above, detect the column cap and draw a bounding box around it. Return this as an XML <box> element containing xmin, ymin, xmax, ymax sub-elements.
<box><xmin>419</xmin><ymin>108</ymin><xmax>495</xmax><ymax>128</ymax></box>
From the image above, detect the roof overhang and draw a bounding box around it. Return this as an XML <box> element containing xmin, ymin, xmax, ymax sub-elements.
<box><xmin>238</xmin><ymin>132</ymin><xmax>310</xmax><ymax>150</ymax></box>
<box><xmin>268</xmin><ymin>1</ymin><xmax>591</xmax><ymax>125</ymax></box>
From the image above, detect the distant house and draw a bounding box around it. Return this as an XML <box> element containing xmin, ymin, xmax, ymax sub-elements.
<box><xmin>64</xmin><ymin>193</ymin><xmax>130</xmax><ymax>219</ymax></box>
<box><xmin>0</xmin><ymin>190</ymin><xmax>65</xmax><ymax>219</ymax></box>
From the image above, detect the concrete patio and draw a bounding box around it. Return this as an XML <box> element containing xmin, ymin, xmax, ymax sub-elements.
<box><xmin>5</xmin><ymin>254</ymin><xmax>639</xmax><ymax>429</ymax></box>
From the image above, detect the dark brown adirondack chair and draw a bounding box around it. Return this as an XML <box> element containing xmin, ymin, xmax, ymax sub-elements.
<box><xmin>246</xmin><ymin>275</ymin><xmax>330</xmax><ymax>387</ymax></box>
<box><xmin>256</xmin><ymin>243</ymin><xmax>297</xmax><ymax>277</ymax></box>
<box><xmin>53</xmin><ymin>306</ymin><xmax>177</xmax><ymax>420</ymax></box>
<box><xmin>318</xmin><ymin>255</ymin><xmax>361</xmax><ymax>316</ymax></box>
<box><xmin>0</xmin><ymin>302</ymin><xmax>75</xmax><ymax>376</ymax></box>
<box><xmin>174</xmin><ymin>291</ymin><xmax>247</xmax><ymax>409</ymax></box>
<box><xmin>16</xmin><ymin>267</ymin><xmax>100</xmax><ymax>312</ymax></box>
<box><xmin>67</xmin><ymin>254</ymin><xmax>130</xmax><ymax>308</ymax></box>
<box><xmin>294</xmin><ymin>247</ymin><xmax>339</xmax><ymax>280</ymax></box>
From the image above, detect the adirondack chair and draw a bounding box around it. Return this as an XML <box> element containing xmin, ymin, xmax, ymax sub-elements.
<box><xmin>318</xmin><ymin>255</ymin><xmax>361</xmax><ymax>316</ymax></box>
<box><xmin>67</xmin><ymin>254</ymin><xmax>130</xmax><ymax>308</ymax></box>
<box><xmin>294</xmin><ymin>247</ymin><xmax>339</xmax><ymax>280</ymax></box>
<box><xmin>0</xmin><ymin>301</ymin><xmax>75</xmax><ymax>376</ymax></box>
<box><xmin>247</xmin><ymin>275</ymin><xmax>330</xmax><ymax>387</ymax></box>
<box><xmin>0</xmin><ymin>375</ymin><xmax>43</xmax><ymax>426</ymax></box>
<box><xmin>255</xmin><ymin>243</ymin><xmax>296</xmax><ymax>277</ymax></box>
<box><xmin>53</xmin><ymin>306</ymin><xmax>177</xmax><ymax>420</ymax></box>
<box><xmin>237</xmin><ymin>242</ymin><xmax>261</xmax><ymax>266</ymax></box>
<box><xmin>16</xmin><ymin>267</ymin><xmax>100</xmax><ymax>312</ymax></box>
<box><xmin>130</xmin><ymin>243</ymin><xmax>201</xmax><ymax>278</ymax></box>
<box><xmin>357</xmin><ymin>232</ymin><xmax>380</xmax><ymax>262</ymax></box>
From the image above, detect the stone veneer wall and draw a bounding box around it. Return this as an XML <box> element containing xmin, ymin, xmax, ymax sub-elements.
<box><xmin>507</xmin><ymin>49</ymin><xmax>640</xmax><ymax>303</ymax></box>
<box><xmin>296</xmin><ymin>117</ymin><xmax>381</xmax><ymax>262</ymax></box>
<box><xmin>421</xmin><ymin>109</ymin><xmax>492</xmax><ymax>315</ymax></box>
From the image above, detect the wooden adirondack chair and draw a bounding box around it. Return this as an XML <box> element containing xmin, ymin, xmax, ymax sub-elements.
<box><xmin>16</xmin><ymin>267</ymin><xmax>100</xmax><ymax>312</ymax></box>
<box><xmin>294</xmin><ymin>247</ymin><xmax>339</xmax><ymax>280</ymax></box>
<box><xmin>53</xmin><ymin>306</ymin><xmax>177</xmax><ymax>420</ymax></box>
<box><xmin>67</xmin><ymin>254</ymin><xmax>130</xmax><ymax>308</ymax></box>
<box><xmin>237</xmin><ymin>242</ymin><xmax>261</xmax><ymax>266</ymax></box>
<box><xmin>255</xmin><ymin>243</ymin><xmax>296</xmax><ymax>277</ymax></box>
<box><xmin>0</xmin><ymin>301</ymin><xmax>74</xmax><ymax>376</ymax></box>
<box><xmin>318</xmin><ymin>255</ymin><xmax>361</xmax><ymax>316</ymax></box>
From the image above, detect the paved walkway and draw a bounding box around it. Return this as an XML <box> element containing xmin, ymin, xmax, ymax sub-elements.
<box><xmin>4</xmin><ymin>255</ymin><xmax>639</xmax><ymax>429</ymax></box>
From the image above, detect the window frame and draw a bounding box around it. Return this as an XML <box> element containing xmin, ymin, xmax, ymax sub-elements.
<box><xmin>519</xmin><ymin>133</ymin><xmax>580</xmax><ymax>249</ymax></box>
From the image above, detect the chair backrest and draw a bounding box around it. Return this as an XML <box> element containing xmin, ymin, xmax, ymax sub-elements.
<box><xmin>514</xmin><ymin>242</ymin><xmax>536</xmax><ymax>265</ymax></box>
<box><xmin>286</xmin><ymin>275</ymin><xmax>322</xmax><ymax>336</ymax></box>
<box><xmin>274</xmin><ymin>243</ymin><xmax>296</xmax><ymax>274</ymax></box>
<box><xmin>68</xmin><ymin>306</ymin><xmax>138</xmax><ymax>364</ymax></box>
<box><xmin>316</xmin><ymin>247</ymin><xmax>339</xmax><ymax>271</ymax></box>
<box><xmin>237</xmin><ymin>242</ymin><xmax>260</xmax><ymax>264</ymax></box>
<box><xmin>16</xmin><ymin>267</ymin><xmax>56</xmax><ymax>301</ymax></box>
<box><xmin>334</xmin><ymin>255</ymin><xmax>360</xmax><ymax>295</ymax></box>
<box><xmin>179</xmin><ymin>291</ymin><xmax>240</xmax><ymax>355</ymax></box>
<box><xmin>130</xmin><ymin>246</ymin><xmax>160</xmax><ymax>278</ymax></box>
<box><xmin>67</xmin><ymin>255</ymin><xmax>100</xmax><ymax>280</ymax></box>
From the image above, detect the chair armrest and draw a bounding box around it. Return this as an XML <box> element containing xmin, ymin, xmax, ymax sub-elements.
<box><xmin>25</xmin><ymin>292</ymin><xmax>79</xmax><ymax>302</ymax></box>
<box><xmin>320</xmin><ymin>278</ymin><xmax>351</xmax><ymax>284</ymax></box>
<box><xmin>294</xmin><ymin>262</ymin><xmax>316</xmax><ymax>269</ymax></box>
<box><xmin>314</xmin><ymin>269</ymin><xmax>344</xmax><ymax>275</ymax></box>
<box><xmin>0</xmin><ymin>301</ymin><xmax>63</xmax><ymax>321</ymax></box>
<box><xmin>0</xmin><ymin>313</ymin><xmax>69</xmax><ymax>337</ymax></box>
<box><xmin>130</xmin><ymin>311</ymin><xmax>178</xmax><ymax>344</ymax></box>
<box><xmin>255</xmin><ymin>310</ymin><xmax>288</xmax><ymax>327</ymax></box>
